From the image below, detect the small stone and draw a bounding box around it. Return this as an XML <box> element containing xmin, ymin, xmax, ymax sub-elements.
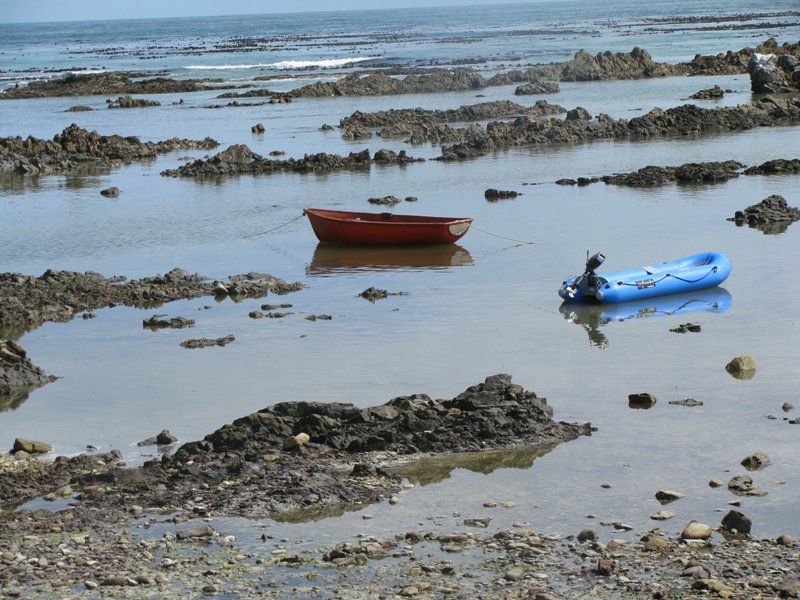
<box><xmin>101</xmin><ymin>576</ymin><xmax>128</xmax><ymax>586</ymax></box>
<box><xmin>709</xmin><ymin>479</ymin><xmax>724</xmax><ymax>488</ymax></box>
<box><xmin>404</xmin><ymin>196</ymin><xmax>418</xmax><ymax>202</ymax></box>
<box><xmin>251</xmin><ymin>123</ymin><xmax>265</xmax><ymax>133</ymax></box>
<box><xmin>725</xmin><ymin>355</ymin><xmax>756</xmax><ymax>379</ymax></box>
<box><xmin>628</xmin><ymin>393</ymin><xmax>657</xmax><ymax>409</ymax></box>
<box><xmin>500</xmin><ymin>501</ymin><xmax>517</xmax><ymax>508</ymax></box>
<box><xmin>655</xmin><ymin>489</ymin><xmax>684</xmax><ymax>503</ymax></box>
<box><xmin>362</xmin><ymin>514</ymin><xmax>373</xmax><ymax>520</ymax></box>
<box><xmin>202</xmin><ymin>584</ymin><xmax>218</xmax><ymax>593</ymax></box>
<box><xmin>84</xmin><ymin>580</ymin><xmax>98</xmax><ymax>589</ymax></box>
<box><xmin>650</xmin><ymin>511</ymin><xmax>676</xmax><ymax>521</ymax></box>
<box><xmin>777</xmin><ymin>534</ymin><xmax>795</xmax><ymax>547</ymax></box>
<box><xmin>249</xmin><ymin>311</ymin><xmax>264</xmax><ymax>319</ymax></box>
<box><xmin>600</xmin><ymin>483</ymin><xmax>612</xmax><ymax>489</ymax></box>
<box><xmin>282</xmin><ymin>432</ymin><xmax>310</xmax><ymax>450</ymax></box>
<box><xmin>681</xmin><ymin>522</ymin><xmax>712</xmax><ymax>540</ymax></box>
<box><xmin>782</xmin><ymin>402</ymin><xmax>794</xmax><ymax>412</ymax></box>
<box><xmin>577</xmin><ymin>529</ymin><xmax>597</xmax><ymax>542</ymax></box>
<box><xmin>389</xmin><ymin>497</ymin><xmax>399</xmax><ymax>505</ymax></box>
<box><xmin>668</xmin><ymin>398</ymin><xmax>703</xmax><ymax>407</ymax></box>
<box><xmin>596</xmin><ymin>558</ymin><xmax>614</xmax><ymax>576</ymax></box>
<box><xmin>643</xmin><ymin>535</ymin><xmax>670</xmax><ymax>552</ymax></box>
<box><xmin>741</xmin><ymin>452</ymin><xmax>770</xmax><ymax>470</ymax></box>
<box><xmin>483</xmin><ymin>501</ymin><xmax>497</xmax><ymax>508</ymax></box>
<box><xmin>100</xmin><ymin>186</ymin><xmax>119</xmax><ymax>198</ymax></box>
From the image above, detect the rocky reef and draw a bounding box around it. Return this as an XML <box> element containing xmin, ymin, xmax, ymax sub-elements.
<box><xmin>0</xmin><ymin>340</ymin><xmax>54</xmax><ymax>401</ymax></box>
<box><xmin>161</xmin><ymin>144</ymin><xmax>421</xmax><ymax>177</ymax></box>
<box><xmin>437</xmin><ymin>96</ymin><xmax>800</xmax><ymax>161</ymax></box>
<box><xmin>0</xmin><ymin>268</ymin><xmax>302</xmax><ymax>338</ymax></box>
<box><xmin>747</xmin><ymin>39</ymin><xmax>800</xmax><ymax>93</ymax></box>
<box><xmin>0</xmin><ymin>72</ymin><xmax>235</xmax><ymax>99</ymax></box>
<box><xmin>0</xmin><ymin>124</ymin><xmax>218</xmax><ymax>176</ymax></box>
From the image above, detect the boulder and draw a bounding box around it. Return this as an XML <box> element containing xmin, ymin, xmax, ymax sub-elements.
<box><xmin>565</xmin><ymin>107</ymin><xmax>592</xmax><ymax>121</ymax></box>
<box><xmin>99</xmin><ymin>187</ymin><xmax>119</xmax><ymax>197</ymax></box>
<box><xmin>681</xmin><ymin>522</ymin><xmax>712</xmax><ymax>540</ymax></box>
<box><xmin>721</xmin><ymin>510</ymin><xmax>752</xmax><ymax>534</ymax></box>
<box><xmin>629</xmin><ymin>393</ymin><xmax>657</xmax><ymax>409</ymax></box>
<box><xmin>1</xmin><ymin>339</ymin><xmax>54</xmax><ymax>397</ymax></box>
<box><xmin>12</xmin><ymin>437</ymin><xmax>52</xmax><ymax>454</ymax></box>
<box><xmin>741</xmin><ymin>452</ymin><xmax>770</xmax><ymax>470</ymax></box>
<box><xmin>729</xmin><ymin>194</ymin><xmax>800</xmax><ymax>234</ymax></box>
<box><xmin>251</xmin><ymin>123</ymin><xmax>265</xmax><ymax>133</ymax></box>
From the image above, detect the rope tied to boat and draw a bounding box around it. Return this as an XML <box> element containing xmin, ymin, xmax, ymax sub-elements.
<box><xmin>617</xmin><ymin>266</ymin><xmax>718</xmax><ymax>287</ymax></box>
<box><xmin>470</xmin><ymin>225</ymin><xmax>535</xmax><ymax>245</ymax></box>
<box><xmin>241</xmin><ymin>213</ymin><xmax>306</xmax><ymax>239</ymax></box>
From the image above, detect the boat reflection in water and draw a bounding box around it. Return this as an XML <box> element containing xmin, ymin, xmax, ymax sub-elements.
<box><xmin>306</xmin><ymin>243</ymin><xmax>473</xmax><ymax>277</ymax></box>
<box><xmin>559</xmin><ymin>287</ymin><xmax>732</xmax><ymax>349</ymax></box>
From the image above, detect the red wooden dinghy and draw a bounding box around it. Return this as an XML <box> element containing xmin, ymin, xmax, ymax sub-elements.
<box><xmin>304</xmin><ymin>208</ymin><xmax>472</xmax><ymax>245</ymax></box>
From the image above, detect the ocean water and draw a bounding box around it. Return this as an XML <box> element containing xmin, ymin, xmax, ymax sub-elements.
<box><xmin>1</xmin><ymin>0</ymin><xmax>800</xmax><ymax>546</ymax></box>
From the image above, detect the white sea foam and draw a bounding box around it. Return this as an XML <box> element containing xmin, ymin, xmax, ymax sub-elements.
<box><xmin>185</xmin><ymin>56</ymin><xmax>380</xmax><ymax>70</ymax></box>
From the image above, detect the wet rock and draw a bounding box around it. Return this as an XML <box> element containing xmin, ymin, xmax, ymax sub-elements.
<box><xmin>655</xmin><ymin>490</ymin><xmax>683</xmax><ymax>503</ymax></box>
<box><xmin>360</xmin><ymin>287</ymin><xmax>389</xmax><ymax>302</ymax></box>
<box><xmin>729</xmin><ymin>194</ymin><xmax>800</xmax><ymax>234</ymax></box>
<box><xmin>599</xmin><ymin>160</ymin><xmax>743</xmax><ymax>187</ymax></box>
<box><xmin>142</xmin><ymin>315</ymin><xmax>195</xmax><ymax>329</ymax></box>
<box><xmin>0</xmin><ymin>124</ymin><xmax>217</xmax><ymax>176</ymax></box>
<box><xmin>643</xmin><ymin>535</ymin><xmax>670</xmax><ymax>552</ymax></box>
<box><xmin>555</xmin><ymin>178</ymin><xmax>577</xmax><ymax>186</ymax></box>
<box><xmin>180</xmin><ymin>335</ymin><xmax>235</xmax><ymax>349</ymax></box>
<box><xmin>12</xmin><ymin>438</ymin><xmax>52</xmax><ymax>454</ymax></box>
<box><xmin>107</xmin><ymin>95</ymin><xmax>160</xmax><ymax>109</ymax></box>
<box><xmin>292</xmin><ymin>69</ymin><xmax>487</xmax><ymax>98</ymax></box>
<box><xmin>67</xmin><ymin>105</ymin><xmax>93</xmax><ymax>112</ymax></box>
<box><xmin>628</xmin><ymin>393</ymin><xmax>657</xmax><ymax>409</ymax></box>
<box><xmin>319</xmin><ymin>123</ymin><xmax>334</xmax><ymax>131</ymax></box>
<box><xmin>744</xmin><ymin>158</ymin><xmax>800</xmax><ymax>176</ymax></box>
<box><xmin>405</xmin><ymin>196</ymin><xmax>417</xmax><ymax>202</ymax></box>
<box><xmin>728</xmin><ymin>474</ymin><xmax>767</xmax><ymax>496</ymax></box>
<box><xmin>777</xmin><ymin>534</ymin><xmax>795</xmax><ymax>547</ymax></box>
<box><xmin>251</xmin><ymin>123</ymin><xmax>265</xmax><ymax>133</ymax></box>
<box><xmin>99</xmin><ymin>186</ymin><xmax>120</xmax><ymax>197</ymax></box>
<box><xmin>515</xmin><ymin>80</ymin><xmax>560</xmax><ymax>95</ymax></box>
<box><xmin>668</xmin><ymin>398</ymin><xmax>703</xmax><ymax>407</ymax></box>
<box><xmin>504</xmin><ymin>567</ymin><xmax>525</xmax><ymax>581</ymax></box>
<box><xmin>748</xmin><ymin>53</ymin><xmax>794</xmax><ymax>94</ymax></box>
<box><xmin>1</xmin><ymin>339</ymin><xmax>54</xmax><ymax>397</ymax></box>
<box><xmin>100</xmin><ymin>576</ymin><xmax>129</xmax><ymax>586</ymax></box>
<box><xmin>709</xmin><ymin>479</ymin><xmax>724</xmax><ymax>487</ymax></box>
<box><xmin>681</xmin><ymin>522</ymin><xmax>712</xmax><ymax>540</ymax></box>
<box><xmin>669</xmin><ymin>322</ymin><xmax>701</xmax><ymax>333</ymax></box>
<box><xmin>725</xmin><ymin>355</ymin><xmax>756</xmax><ymax>378</ymax></box>
<box><xmin>137</xmin><ymin>430</ymin><xmax>178</xmax><ymax>447</ymax></box>
<box><xmin>741</xmin><ymin>452</ymin><xmax>770</xmax><ymax>470</ymax></box>
<box><xmin>304</xmin><ymin>314</ymin><xmax>332</xmax><ymax>321</ymax></box>
<box><xmin>577</xmin><ymin>529</ymin><xmax>597</xmax><ymax>542</ymax></box>
<box><xmin>721</xmin><ymin>509</ymin><xmax>752</xmax><ymax>534</ymax></box>
<box><xmin>596</xmin><ymin>558</ymin><xmax>614</xmax><ymax>576</ymax></box>
<box><xmin>484</xmin><ymin>189</ymin><xmax>518</xmax><ymax>200</ymax></box>
<box><xmin>368</xmin><ymin>195</ymin><xmax>401</xmax><ymax>206</ymax></box>
<box><xmin>692</xmin><ymin>579</ymin><xmax>732</xmax><ymax>595</ymax></box>
<box><xmin>651</xmin><ymin>511</ymin><xmax>676</xmax><ymax>521</ymax></box>
<box><xmin>689</xmin><ymin>85</ymin><xmax>725</xmax><ymax>99</ymax></box>
<box><xmin>464</xmin><ymin>517</ymin><xmax>491</xmax><ymax>528</ymax></box>
<box><xmin>565</xmin><ymin>107</ymin><xmax>591</xmax><ymax>121</ymax></box>
<box><xmin>175</xmin><ymin>525</ymin><xmax>215</xmax><ymax>540</ymax></box>
<box><xmin>782</xmin><ymin>402</ymin><xmax>794</xmax><ymax>412</ymax></box>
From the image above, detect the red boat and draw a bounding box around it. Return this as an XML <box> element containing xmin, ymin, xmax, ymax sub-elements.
<box><xmin>304</xmin><ymin>208</ymin><xmax>472</xmax><ymax>245</ymax></box>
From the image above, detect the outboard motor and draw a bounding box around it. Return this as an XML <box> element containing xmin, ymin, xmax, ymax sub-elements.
<box><xmin>560</xmin><ymin>251</ymin><xmax>606</xmax><ymax>300</ymax></box>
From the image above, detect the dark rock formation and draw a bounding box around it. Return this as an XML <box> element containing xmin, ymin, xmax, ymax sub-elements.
<box><xmin>0</xmin><ymin>340</ymin><xmax>54</xmax><ymax>399</ymax></box>
<box><xmin>162</xmin><ymin>145</ymin><xmax>421</xmax><ymax>177</ymax></box>
<box><xmin>106</xmin><ymin>95</ymin><xmax>160</xmax><ymax>109</ymax></box>
<box><xmin>180</xmin><ymin>335</ymin><xmax>235</xmax><ymax>349</ymax></box>
<box><xmin>215</xmin><ymin>90</ymin><xmax>292</xmax><ymax>103</ymax></box>
<box><xmin>514</xmin><ymin>80</ymin><xmax>560</xmax><ymax>95</ymax></box>
<box><xmin>137</xmin><ymin>430</ymin><xmax>178</xmax><ymax>446</ymax></box>
<box><xmin>0</xmin><ymin>72</ymin><xmax>234</xmax><ymax>99</ymax></box>
<box><xmin>142</xmin><ymin>315</ymin><xmax>195</xmax><ymax>330</ymax></box>
<box><xmin>690</xmin><ymin>85</ymin><xmax>725</xmax><ymax>99</ymax></box>
<box><xmin>0</xmin><ymin>124</ymin><xmax>218</xmax><ymax>176</ymax></box>
<box><xmin>368</xmin><ymin>195</ymin><xmax>401</xmax><ymax>206</ymax></box>
<box><xmin>600</xmin><ymin>160</ymin><xmax>744</xmax><ymax>186</ymax></box>
<box><xmin>0</xmin><ymin>268</ymin><xmax>301</xmax><ymax>338</ymax></box>
<box><xmin>557</xmin><ymin>47</ymin><xmax>679</xmax><ymax>81</ymax></box>
<box><xmin>251</xmin><ymin>123</ymin><xmax>265</xmax><ymax>133</ymax></box>
<box><xmin>67</xmin><ymin>105</ymin><xmax>93</xmax><ymax>112</ymax></box>
<box><xmin>566</xmin><ymin>107</ymin><xmax>592</xmax><ymax>121</ymax></box>
<box><xmin>99</xmin><ymin>186</ymin><xmax>119</xmax><ymax>197</ymax></box>
<box><xmin>484</xmin><ymin>189</ymin><xmax>519</xmax><ymax>200</ymax></box>
<box><xmin>437</xmin><ymin>96</ymin><xmax>800</xmax><ymax>161</ymax></box>
<box><xmin>728</xmin><ymin>194</ymin><xmax>800</xmax><ymax>234</ymax></box>
<box><xmin>743</xmin><ymin>158</ymin><xmax>800</xmax><ymax>175</ymax></box>
<box><xmin>66</xmin><ymin>375</ymin><xmax>589</xmax><ymax>519</ymax></box>
<box><xmin>291</xmin><ymin>69</ymin><xmax>486</xmax><ymax>97</ymax></box>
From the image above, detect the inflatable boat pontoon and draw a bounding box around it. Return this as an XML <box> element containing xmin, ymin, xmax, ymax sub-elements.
<box><xmin>559</xmin><ymin>251</ymin><xmax>731</xmax><ymax>304</ymax></box>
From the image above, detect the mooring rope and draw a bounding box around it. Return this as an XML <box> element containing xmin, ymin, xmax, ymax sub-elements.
<box><xmin>470</xmin><ymin>225</ymin><xmax>535</xmax><ymax>245</ymax></box>
<box><xmin>241</xmin><ymin>213</ymin><xmax>306</xmax><ymax>239</ymax></box>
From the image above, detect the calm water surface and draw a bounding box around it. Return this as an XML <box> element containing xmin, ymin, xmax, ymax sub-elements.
<box><xmin>1</xmin><ymin>1</ymin><xmax>799</xmax><ymax>543</ymax></box>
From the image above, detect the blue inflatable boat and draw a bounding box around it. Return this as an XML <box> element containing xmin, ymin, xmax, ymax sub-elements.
<box><xmin>558</xmin><ymin>251</ymin><xmax>731</xmax><ymax>304</ymax></box>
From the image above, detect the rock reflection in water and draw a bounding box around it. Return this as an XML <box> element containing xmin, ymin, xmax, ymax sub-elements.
<box><xmin>390</xmin><ymin>444</ymin><xmax>555</xmax><ymax>487</ymax></box>
<box><xmin>559</xmin><ymin>287</ymin><xmax>732</xmax><ymax>349</ymax></box>
<box><xmin>306</xmin><ymin>243</ymin><xmax>473</xmax><ymax>276</ymax></box>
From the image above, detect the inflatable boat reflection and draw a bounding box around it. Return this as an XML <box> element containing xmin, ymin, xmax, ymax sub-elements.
<box><xmin>559</xmin><ymin>287</ymin><xmax>732</xmax><ymax>349</ymax></box>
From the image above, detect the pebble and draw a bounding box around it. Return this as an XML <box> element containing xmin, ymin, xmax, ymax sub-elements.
<box><xmin>655</xmin><ymin>489</ymin><xmax>684</xmax><ymax>503</ymax></box>
<box><xmin>709</xmin><ymin>479</ymin><xmax>724</xmax><ymax>487</ymax></box>
<box><xmin>650</xmin><ymin>511</ymin><xmax>676</xmax><ymax>521</ymax></box>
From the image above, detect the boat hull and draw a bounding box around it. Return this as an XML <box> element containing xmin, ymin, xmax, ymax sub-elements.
<box><xmin>304</xmin><ymin>208</ymin><xmax>472</xmax><ymax>245</ymax></box>
<box><xmin>559</xmin><ymin>251</ymin><xmax>731</xmax><ymax>304</ymax></box>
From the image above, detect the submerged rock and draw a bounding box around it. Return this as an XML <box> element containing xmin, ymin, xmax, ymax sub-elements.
<box><xmin>180</xmin><ymin>335</ymin><xmax>235</xmax><ymax>349</ymax></box>
<box><xmin>99</xmin><ymin>186</ymin><xmax>119</xmax><ymax>198</ymax></box>
<box><xmin>628</xmin><ymin>393</ymin><xmax>657</xmax><ymax>409</ymax></box>
<box><xmin>725</xmin><ymin>355</ymin><xmax>757</xmax><ymax>378</ymax></box>
<box><xmin>689</xmin><ymin>85</ymin><xmax>725</xmax><ymax>99</ymax></box>
<box><xmin>142</xmin><ymin>315</ymin><xmax>195</xmax><ymax>330</ymax></box>
<box><xmin>484</xmin><ymin>189</ymin><xmax>518</xmax><ymax>200</ymax></box>
<box><xmin>106</xmin><ymin>95</ymin><xmax>160</xmax><ymax>109</ymax></box>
